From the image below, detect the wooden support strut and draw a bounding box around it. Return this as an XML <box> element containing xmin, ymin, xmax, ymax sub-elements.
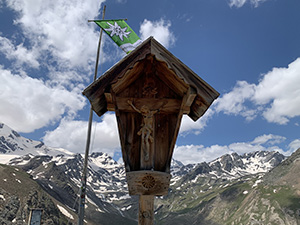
<box><xmin>139</xmin><ymin>195</ymin><xmax>154</xmax><ymax>225</ymax></box>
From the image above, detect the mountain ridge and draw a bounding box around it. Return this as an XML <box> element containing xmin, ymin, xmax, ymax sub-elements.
<box><xmin>1</xmin><ymin>122</ymin><xmax>299</xmax><ymax>224</ymax></box>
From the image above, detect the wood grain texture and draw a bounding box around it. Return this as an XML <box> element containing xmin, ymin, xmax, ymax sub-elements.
<box><xmin>126</xmin><ymin>171</ymin><xmax>171</xmax><ymax>196</ymax></box>
<box><xmin>139</xmin><ymin>195</ymin><xmax>154</xmax><ymax>225</ymax></box>
<box><xmin>83</xmin><ymin>37</ymin><xmax>219</xmax><ymax>121</ymax></box>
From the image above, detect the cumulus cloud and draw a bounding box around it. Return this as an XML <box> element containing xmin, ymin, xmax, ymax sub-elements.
<box><xmin>43</xmin><ymin>113</ymin><xmax>120</xmax><ymax>156</ymax></box>
<box><xmin>251</xmin><ymin>134</ymin><xmax>286</xmax><ymax>145</ymax></box>
<box><xmin>5</xmin><ymin>0</ymin><xmax>105</xmax><ymax>71</ymax></box>
<box><xmin>41</xmin><ymin>107</ymin><xmax>216</xmax><ymax>155</ymax></box>
<box><xmin>253</xmin><ymin>58</ymin><xmax>300</xmax><ymax>124</ymax></box>
<box><xmin>174</xmin><ymin>134</ymin><xmax>287</xmax><ymax>164</ymax></box>
<box><xmin>215</xmin><ymin>58</ymin><xmax>300</xmax><ymax>125</ymax></box>
<box><xmin>228</xmin><ymin>0</ymin><xmax>267</xmax><ymax>8</ymax></box>
<box><xmin>0</xmin><ymin>67</ymin><xmax>86</xmax><ymax>133</ymax></box>
<box><xmin>214</xmin><ymin>81</ymin><xmax>256</xmax><ymax>121</ymax></box>
<box><xmin>179</xmin><ymin>108</ymin><xmax>214</xmax><ymax>135</ymax></box>
<box><xmin>288</xmin><ymin>139</ymin><xmax>300</xmax><ymax>153</ymax></box>
<box><xmin>0</xmin><ymin>37</ymin><xmax>39</xmax><ymax>68</ymax></box>
<box><xmin>139</xmin><ymin>18</ymin><xmax>176</xmax><ymax>48</ymax></box>
<box><xmin>0</xmin><ymin>0</ymin><xmax>109</xmax><ymax>133</ymax></box>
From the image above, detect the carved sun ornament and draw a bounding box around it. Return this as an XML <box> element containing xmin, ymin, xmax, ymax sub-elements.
<box><xmin>142</xmin><ymin>175</ymin><xmax>155</xmax><ymax>189</ymax></box>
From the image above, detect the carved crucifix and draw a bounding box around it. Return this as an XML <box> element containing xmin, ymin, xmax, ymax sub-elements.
<box><xmin>127</xmin><ymin>100</ymin><xmax>159</xmax><ymax>162</ymax></box>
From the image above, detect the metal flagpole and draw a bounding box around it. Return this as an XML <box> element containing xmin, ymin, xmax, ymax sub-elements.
<box><xmin>77</xmin><ymin>5</ymin><xmax>106</xmax><ymax>225</ymax></box>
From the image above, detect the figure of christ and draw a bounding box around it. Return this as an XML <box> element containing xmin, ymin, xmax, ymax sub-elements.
<box><xmin>127</xmin><ymin>100</ymin><xmax>160</xmax><ymax>161</ymax></box>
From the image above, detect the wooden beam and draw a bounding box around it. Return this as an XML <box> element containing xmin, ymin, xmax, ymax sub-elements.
<box><xmin>126</xmin><ymin>171</ymin><xmax>171</xmax><ymax>196</ymax></box>
<box><xmin>182</xmin><ymin>86</ymin><xmax>197</xmax><ymax>114</ymax></box>
<box><xmin>104</xmin><ymin>93</ymin><xmax>114</xmax><ymax>111</ymax></box>
<box><xmin>113</xmin><ymin>97</ymin><xmax>181</xmax><ymax>113</ymax></box>
<box><xmin>110</xmin><ymin>90</ymin><xmax>132</xmax><ymax>172</ymax></box>
<box><xmin>154</xmin><ymin>60</ymin><xmax>189</xmax><ymax>97</ymax></box>
<box><xmin>165</xmin><ymin>87</ymin><xmax>193</xmax><ymax>172</ymax></box>
<box><xmin>111</xmin><ymin>58</ymin><xmax>147</xmax><ymax>94</ymax></box>
<box><xmin>139</xmin><ymin>195</ymin><xmax>154</xmax><ymax>225</ymax></box>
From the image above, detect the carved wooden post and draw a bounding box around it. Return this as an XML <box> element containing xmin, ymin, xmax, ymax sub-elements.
<box><xmin>83</xmin><ymin>37</ymin><xmax>219</xmax><ymax>224</ymax></box>
<box><xmin>139</xmin><ymin>195</ymin><xmax>154</xmax><ymax>225</ymax></box>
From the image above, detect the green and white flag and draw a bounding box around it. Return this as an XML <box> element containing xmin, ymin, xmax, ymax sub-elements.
<box><xmin>95</xmin><ymin>20</ymin><xmax>142</xmax><ymax>54</ymax></box>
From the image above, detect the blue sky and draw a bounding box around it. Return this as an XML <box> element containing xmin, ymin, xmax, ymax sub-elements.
<box><xmin>0</xmin><ymin>0</ymin><xmax>300</xmax><ymax>164</ymax></box>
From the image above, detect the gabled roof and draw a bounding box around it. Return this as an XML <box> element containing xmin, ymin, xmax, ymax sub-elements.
<box><xmin>83</xmin><ymin>37</ymin><xmax>219</xmax><ymax>121</ymax></box>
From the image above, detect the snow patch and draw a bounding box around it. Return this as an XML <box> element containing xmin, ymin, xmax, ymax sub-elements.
<box><xmin>0</xmin><ymin>155</ymin><xmax>20</xmax><ymax>164</ymax></box>
<box><xmin>57</xmin><ymin>204</ymin><xmax>74</xmax><ymax>220</ymax></box>
<box><xmin>0</xmin><ymin>194</ymin><xmax>5</xmax><ymax>200</ymax></box>
<box><xmin>252</xmin><ymin>179</ymin><xmax>262</xmax><ymax>188</ymax></box>
<box><xmin>96</xmin><ymin>208</ymin><xmax>105</xmax><ymax>213</ymax></box>
<box><xmin>121</xmin><ymin>205</ymin><xmax>132</xmax><ymax>211</ymax></box>
<box><xmin>118</xmin><ymin>194</ymin><xmax>131</xmax><ymax>200</ymax></box>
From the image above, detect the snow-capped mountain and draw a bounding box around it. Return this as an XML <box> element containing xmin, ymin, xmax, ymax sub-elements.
<box><xmin>0</xmin><ymin>122</ymin><xmax>74</xmax><ymax>163</ymax></box>
<box><xmin>208</xmin><ymin>151</ymin><xmax>285</xmax><ymax>179</ymax></box>
<box><xmin>2</xmin><ymin>122</ymin><xmax>296</xmax><ymax>225</ymax></box>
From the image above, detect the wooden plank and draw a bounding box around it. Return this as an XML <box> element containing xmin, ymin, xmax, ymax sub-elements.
<box><xmin>165</xmin><ymin>89</ymin><xmax>191</xmax><ymax>172</ymax></box>
<box><xmin>104</xmin><ymin>93</ymin><xmax>115</xmax><ymax>111</ymax></box>
<box><xmin>83</xmin><ymin>37</ymin><xmax>219</xmax><ymax>121</ymax></box>
<box><xmin>110</xmin><ymin>90</ymin><xmax>134</xmax><ymax>172</ymax></box>
<box><xmin>154</xmin><ymin>113</ymin><xmax>170</xmax><ymax>172</ymax></box>
<box><xmin>151</xmin><ymin>38</ymin><xmax>219</xmax><ymax>103</ymax></box>
<box><xmin>126</xmin><ymin>171</ymin><xmax>171</xmax><ymax>196</ymax></box>
<box><xmin>139</xmin><ymin>195</ymin><xmax>154</xmax><ymax>225</ymax></box>
<box><xmin>155</xmin><ymin>60</ymin><xmax>189</xmax><ymax>97</ymax></box>
<box><xmin>183</xmin><ymin>86</ymin><xmax>197</xmax><ymax>114</ymax></box>
<box><xmin>111</xmin><ymin>59</ymin><xmax>146</xmax><ymax>94</ymax></box>
<box><xmin>115</xmin><ymin>97</ymin><xmax>181</xmax><ymax>113</ymax></box>
<box><xmin>123</xmin><ymin>112</ymin><xmax>141</xmax><ymax>171</ymax></box>
<box><xmin>189</xmin><ymin>95</ymin><xmax>209</xmax><ymax>121</ymax></box>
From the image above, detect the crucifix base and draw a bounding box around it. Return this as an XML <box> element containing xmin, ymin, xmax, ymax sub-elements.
<box><xmin>139</xmin><ymin>195</ymin><xmax>154</xmax><ymax>225</ymax></box>
<box><xmin>126</xmin><ymin>171</ymin><xmax>171</xmax><ymax>196</ymax></box>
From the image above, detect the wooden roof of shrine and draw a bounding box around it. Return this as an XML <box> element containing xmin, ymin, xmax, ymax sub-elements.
<box><xmin>83</xmin><ymin>37</ymin><xmax>219</xmax><ymax>121</ymax></box>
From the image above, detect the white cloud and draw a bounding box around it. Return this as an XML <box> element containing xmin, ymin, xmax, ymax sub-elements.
<box><xmin>253</xmin><ymin>58</ymin><xmax>300</xmax><ymax>124</ymax></box>
<box><xmin>179</xmin><ymin>108</ymin><xmax>214</xmax><ymax>135</ymax></box>
<box><xmin>5</xmin><ymin>0</ymin><xmax>105</xmax><ymax>71</ymax></box>
<box><xmin>229</xmin><ymin>0</ymin><xmax>267</xmax><ymax>8</ymax></box>
<box><xmin>174</xmin><ymin>144</ymin><xmax>231</xmax><ymax>165</ymax></box>
<box><xmin>43</xmin><ymin>113</ymin><xmax>120</xmax><ymax>156</ymax></box>
<box><xmin>215</xmin><ymin>58</ymin><xmax>300</xmax><ymax>125</ymax></box>
<box><xmin>0</xmin><ymin>36</ymin><xmax>39</xmax><ymax>68</ymax></box>
<box><xmin>214</xmin><ymin>80</ymin><xmax>256</xmax><ymax>121</ymax></box>
<box><xmin>174</xmin><ymin>134</ymin><xmax>288</xmax><ymax>164</ymax></box>
<box><xmin>229</xmin><ymin>0</ymin><xmax>247</xmax><ymax>8</ymax></box>
<box><xmin>288</xmin><ymin>139</ymin><xmax>300</xmax><ymax>153</ymax></box>
<box><xmin>0</xmin><ymin>0</ymin><xmax>109</xmax><ymax>134</ymax></box>
<box><xmin>251</xmin><ymin>134</ymin><xmax>286</xmax><ymax>145</ymax></box>
<box><xmin>0</xmin><ymin>67</ymin><xmax>86</xmax><ymax>133</ymax></box>
<box><xmin>139</xmin><ymin>18</ymin><xmax>176</xmax><ymax>48</ymax></box>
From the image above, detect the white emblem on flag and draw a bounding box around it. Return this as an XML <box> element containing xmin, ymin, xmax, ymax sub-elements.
<box><xmin>104</xmin><ymin>22</ymin><xmax>131</xmax><ymax>41</ymax></box>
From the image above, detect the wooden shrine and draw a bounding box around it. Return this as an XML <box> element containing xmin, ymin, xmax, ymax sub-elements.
<box><xmin>83</xmin><ymin>37</ymin><xmax>219</xmax><ymax>224</ymax></box>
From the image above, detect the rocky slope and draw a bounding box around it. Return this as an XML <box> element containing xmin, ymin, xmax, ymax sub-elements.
<box><xmin>1</xmin><ymin>122</ymin><xmax>299</xmax><ymax>224</ymax></box>
<box><xmin>154</xmin><ymin>149</ymin><xmax>300</xmax><ymax>225</ymax></box>
<box><xmin>0</xmin><ymin>163</ymin><xmax>72</xmax><ymax>225</ymax></box>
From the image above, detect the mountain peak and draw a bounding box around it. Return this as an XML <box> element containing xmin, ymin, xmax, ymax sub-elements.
<box><xmin>0</xmin><ymin>122</ymin><xmax>21</xmax><ymax>138</ymax></box>
<box><xmin>0</xmin><ymin>123</ymin><xmax>73</xmax><ymax>159</ymax></box>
